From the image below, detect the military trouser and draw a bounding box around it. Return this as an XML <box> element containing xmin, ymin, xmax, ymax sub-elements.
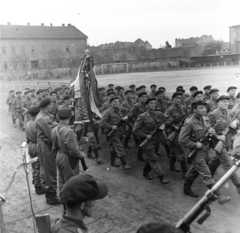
<box><xmin>133</xmin><ymin>135</ymin><xmax>144</xmax><ymax>157</ymax></box>
<box><xmin>37</xmin><ymin>141</ymin><xmax>57</xmax><ymax>192</ymax></box>
<box><xmin>170</xmin><ymin>132</ymin><xmax>186</xmax><ymax>163</ymax></box>
<box><xmin>123</xmin><ymin>121</ymin><xmax>133</xmax><ymax>146</ymax></box>
<box><xmin>10</xmin><ymin>109</ymin><xmax>16</xmax><ymax>125</ymax></box>
<box><xmin>185</xmin><ymin>146</ymin><xmax>215</xmax><ymax>186</ymax></box>
<box><xmin>31</xmin><ymin>160</ymin><xmax>41</xmax><ymax>187</ymax></box>
<box><xmin>56</xmin><ymin>153</ymin><xmax>79</xmax><ymax>192</ymax></box>
<box><xmin>209</xmin><ymin>147</ymin><xmax>240</xmax><ymax>187</ymax></box>
<box><xmin>16</xmin><ymin>112</ymin><xmax>24</xmax><ymax>129</ymax></box>
<box><xmin>109</xmin><ymin>134</ymin><xmax>126</xmax><ymax>158</ymax></box>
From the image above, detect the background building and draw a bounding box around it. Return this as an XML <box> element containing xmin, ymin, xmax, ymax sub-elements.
<box><xmin>175</xmin><ymin>35</ymin><xmax>214</xmax><ymax>48</ymax></box>
<box><xmin>229</xmin><ymin>25</ymin><xmax>240</xmax><ymax>53</ymax></box>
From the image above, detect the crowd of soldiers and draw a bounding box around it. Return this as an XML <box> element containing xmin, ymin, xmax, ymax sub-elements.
<box><xmin>5</xmin><ymin>83</ymin><xmax>240</xmax><ymax>209</ymax></box>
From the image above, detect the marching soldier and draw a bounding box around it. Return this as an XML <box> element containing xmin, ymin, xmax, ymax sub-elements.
<box><xmin>227</xmin><ymin>86</ymin><xmax>237</xmax><ymax>110</ymax></box>
<box><xmin>30</xmin><ymin>89</ymin><xmax>36</xmax><ymax>99</ymax></box>
<box><xmin>99</xmin><ymin>91</ymin><xmax>116</xmax><ymax>114</ymax></box>
<box><xmin>6</xmin><ymin>90</ymin><xmax>17</xmax><ymax>127</ymax></box>
<box><xmin>158</xmin><ymin>87</ymin><xmax>171</xmax><ymax>102</ymax></box>
<box><xmin>12</xmin><ymin>91</ymin><xmax>24</xmax><ymax>130</ymax></box>
<box><xmin>155</xmin><ymin>90</ymin><xmax>170</xmax><ymax>113</ymax></box>
<box><xmin>203</xmin><ymin>85</ymin><xmax>212</xmax><ymax>102</ymax></box>
<box><xmin>22</xmin><ymin>90</ymin><xmax>33</xmax><ymax>123</ymax></box>
<box><xmin>193</xmin><ymin>90</ymin><xmax>203</xmax><ymax>101</ymax></box>
<box><xmin>133</xmin><ymin>98</ymin><xmax>171</xmax><ymax>184</ymax></box>
<box><xmin>129</xmin><ymin>84</ymin><xmax>136</xmax><ymax>97</ymax></box>
<box><xmin>31</xmin><ymin>90</ymin><xmax>43</xmax><ymax>107</ymax></box>
<box><xmin>184</xmin><ymin>86</ymin><xmax>198</xmax><ymax>108</ymax></box>
<box><xmin>117</xmin><ymin>87</ymin><xmax>125</xmax><ymax>104</ymax></box>
<box><xmin>148</xmin><ymin>84</ymin><xmax>157</xmax><ymax>98</ymax></box>
<box><xmin>206</xmin><ymin>88</ymin><xmax>219</xmax><ymax>112</ymax></box>
<box><xmin>49</xmin><ymin>91</ymin><xmax>60</xmax><ymax>119</ymax></box>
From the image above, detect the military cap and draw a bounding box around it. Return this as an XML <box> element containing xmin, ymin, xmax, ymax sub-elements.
<box><xmin>117</xmin><ymin>87</ymin><xmax>124</xmax><ymax>92</ymax></box>
<box><xmin>60</xmin><ymin>174</ymin><xmax>108</xmax><ymax>204</ymax></box>
<box><xmin>108</xmin><ymin>84</ymin><xmax>114</xmax><ymax>87</ymax></box>
<box><xmin>58</xmin><ymin>108</ymin><xmax>72</xmax><ymax>119</ymax></box>
<box><xmin>176</xmin><ymin>86</ymin><xmax>183</xmax><ymax>90</ymax></box>
<box><xmin>39</xmin><ymin>98</ymin><xmax>51</xmax><ymax>108</ymax></box>
<box><xmin>107</xmin><ymin>88</ymin><xmax>114</xmax><ymax>93</ymax></box>
<box><xmin>137</xmin><ymin>222</ymin><xmax>183</xmax><ymax>233</ymax></box>
<box><xmin>172</xmin><ymin>92</ymin><xmax>183</xmax><ymax>99</ymax></box>
<box><xmin>30</xmin><ymin>89</ymin><xmax>35</xmax><ymax>92</ymax></box>
<box><xmin>124</xmin><ymin>90</ymin><xmax>132</xmax><ymax>95</ymax></box>
<box><xmin>216</xmin><ymin>95</ymin><xmax>230</xmax><ymax>103</ymax></box>
<box><xmin>64</xmin><ymin>87</ymin><xmax>70</xmax><ymax>91</ymax></box>
<box><xmin>236</xmin><ymin>92</ymin><xmax>240</xmax><ymax>99</ymax></box>
<box><xmin>145</xmin><ymin>98</ymin><xmax>156</xmax><ymax>105</ymax></box>
<box><xmin>99</xmin><ymin>87</ymin><xmax>105</xmax><ymax>91</ymax></box>
<box><xmin>158</xmin><ymin>87</ymin><xmax>166</xmax><ymax>91</ymax></box>
<box><xmin>36</xmin><ymin>90</ymin><xmax>42</xmax><ymax>95</ymax></box>
<box><xmin>203</xmin><ymin>85</ymin><xmax>212</xmax><ymax>90</ymax></box>
<box><xmin>26</xmin><ymin>106</ymin><xmax>40</xmax><ymax>116</ymax></box>
<box><xmin>190</xmin><ymin>86</ymin><xmax>198</xmax><ymax>91</ymax></box>
<box><xmin>50</xmin><ymin>91</ymin><xmax>57</xmax><ymax>96</ymax></box>
<box><xmin>54</xmin><ymin>88</ymin><xmax>60</xmax><ymax>92</ymax></box>
<box><xmin>129</xmin><ymin>84</ymin><xmax>135</xmax><ymax>88</ymax></box>
<box><xmin>139</xmin><ymin>85</ymin><xmax>146</xmax><ymax>90</ymax></box>
<box><xmin>177</xmin><ymin>89</ymin><xmax>185</xmax><ymax>93</ymax></box>
<box><xmin>25</xmin><ymin>88</ymin><xmax>30</xmax><ymax>91</ymax></box>
<box><xmin>209</xmin><ymin>88</ymin><xmax>219</xmax><ymax>94</ymax></box>
<box><xmin>16</xmin><ymin>91</ymin><xmax>22</xmax><ymax>94</ymax></box>
<box><xmin>107</xmin><ymin>91</ymin><xmax>115</xmax><ymax>96</ymax></box>
<box><xmin>138</xmin><ymin>91</ymin><xmax>148</xmax><ymax>98</ymax></box>
<box><xmin>155</xmin><ymin>90</ymin><xmax>164</xmax><ymax>96</ymax></box>
<box><xmin>191</xmin><ymin>100</ymin><xmax>207</xmax><ymax>108</ymax></box>
<box><xmin>150</xmin><ymin>84</ymin><xmax>157</xmax><ymax>88</ymax></box>
<box><xmin>227</xmin><ymin>86</ymin><xmax>237</xmax><ymax>92</ymax></box>
<box><xmin>9</xmin><ymin>90</ymin><xmax>15</xmax><ymax>93</ymax></box>
<box><xmin>115</xmin><ymin>86</ymin><xmax>121</xmax><ymax>91</ymax></box>
<box><xmin>109</xmin><ymin>97</ymin><xmax>119</xmax><ymax>103</ymax></box>
<box><xmin>193</xmin><ymin>90</ymin><xmax>203</xmax><ymax>98</ymax></box>
<box><xmin>136</xmin><ymin>87</ymin><xmax>140</xmax><ymax>91</ymax></box>
<box><xmin>24</xmin><ymin>90</ymin><xmax>30</xmax><ymax>95</ymax></box>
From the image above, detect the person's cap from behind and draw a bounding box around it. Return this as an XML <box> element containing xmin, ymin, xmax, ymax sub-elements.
<box><xmin>26</xmin><ymin>106</ymin><xmax>41</xmax><ymax>116</ymax></box>
<box><xmin>39</xmin><ymin>98</ymin><xmax>51</xmax><ymax>108</ymax></box>
<box><xmin>193</xmin><ymin>90</ymin><xmax>203</xmax><ymax>98</ymax></box>
<box><xmin>227</xmin><ymin>86</ymin><xmax>237</xmax><ymax>92</ymax></box>
<box><xmin>129</xmin><ymin>84</ymin><xmax>135</xmax><ymax>88</ymax></box>
<box><xmin>115</xmin><ymin>86</ymin><xmax>121</xmax><ymax>91</ymax></box>
<box><xmin>203</xmin><ymin>85</ymin><xmax>212</xmax><ymax>90</ymax></box>
<box><xmin>60</xmin><ymin>174</ymin><xmax>108</xmax><ymax>205</ymax></box>
<box><xmin>190</xmin><ymin>86</ymin><xmax>198</xmax><ymax>91</ymax></box>
<box><xmin>58</xmin><ymin>108</ymin><xmax>72</xmax><ymax>119</ymax></box>
<box><xmin>138</xmin><ymin>91</ymin><xmax>148</xmax><ymax>98</ymax></box>
<box><xmin>25</xmin><ymin>87</ymin><xmax>30</xmax><ymax>91</ymax></box>
<box><xmin>137</xmin><ymin>222</ymin><xmax>183</xmax><ymax>233</ymax></box>
<box><xmin>216</xmin><ymin>95</ymin><xmax>230</xmax><ymax>103</ymax></box>
<box><xmin>191</xmin><ymin>100</ymin><xmax>207</xmax><ymax>109</ymax></box>
<box><xmin>176</xmin><ymin>86</ymin><xmax>183</xmax><ymax>90</ymax></box>
<box><xmin>99</xmin><ymin>87</ymin><xmax>105</xmax><ymax>91</ymax></box>
<box><xmin>209</xmin><ymin>88</ymin><xmax>219</xmax><ymax>94</ymax></box>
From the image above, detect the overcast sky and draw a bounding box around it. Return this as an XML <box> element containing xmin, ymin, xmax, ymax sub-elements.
<box><xmin>1</xmin><ymin>0</ymin><xmax>239</xmax><ymax>48</ymax></box>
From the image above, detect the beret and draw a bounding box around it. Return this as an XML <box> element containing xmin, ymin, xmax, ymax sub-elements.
<box><xmin>172</xmin><ymin>92</ymin><xmax>183</xmax><ymax>99</ymax></box>
<box><xmin>209</xmin><ymin>88</ymin><xmax>219</xmax><ymax>94</ymax></box>
<box><xmin>58</xmin><ymin>108</ymin><xmax>72</xmax><ymax>118</ymax></box>
<box><xmin>109</xmin><ymin>97</ymin><xmax>119</xmax><ymax>103</ymax></box>
<box><xmin>139</xmin><ymin>85</ymin><xmax>146</xmax><ymax>89</ymax></box>
<box><xmin>107</xmin><ymin>91</ymin><xmax>115</xmax><ymax>96</ymax></box>
<box><xmin>129</xmin><ymin>84</ymin><xmax>135</xmax><ymax>88</ymax></box>
<box><xmin>108</xmin><ymin>84</ymin><xmax>114</xmax><ymax>87</ymax></box>
<box><xmin>25</xmin><ymin>88</ymin><xmax>30</xmax><ymax>91</ymax></box>
<box><xmin>26</xmin><ymin>107</ymin><xmax>40</xmax><ymax>116</ymax></box>
<box><xmin>191</xmin><ymin>100</ymin><xmax>207</xmax><ymax>108</ymax></box>
<box><xmin>50</xmin><ymin>91</ymin><xmax>57</xmax><ymax>96</ymax></box>
<box><xmin>117</xmin><ymin>87</ymin><xmax>124</xmax><ymax>91</ymax></box>
<box><xmin>138</xmin><ymin>91</ymin><xmax>148</xmax><ymax>98</ymax></box>
<box><xmin>158</xmin><ymin>87</ymin><xmax>166</xmax><ymax>91</ymax></box>
<box><xmin>16</xmin><ymin>91</ymin><xmax>22</xmax><ymax>94</ymax></box>
<box><xmin>145</xmin><ymin>98</ymin><xmax>156</xmax><ymax>105</ymax></box>
<box><xmin>150</xmin><ymin>84</ymin><xmax>157</xmax><ymax>88</ymax></box>
<box><xmin>227</xmin><ymin>86</ymin><xmax>237</xmax><ymax>92</ymax></box>
<box><xmin>137</xmin><ymin>222</ymin><xmax>183</xmax><ymax>233</ymax></box>
<box><xmin>30</xmin><ymin>89</ymin><xmax>35</xmax><ymax>92</ymax></box>
<box><xmin>36</xmin><ymin>90</ymin><xmax>42</xmax><ymax>95</ymax></box>
<box><xmin>203</xmin><ymin>85</ymin><xmax>212</xmax><ymax>90</ymax></box>
<box><xmin>60</xmin><ymin>174</ymin><xmax>108</xmax><ymax>204</ymax></box>
<box><xmin>176</xmin><ymin>86</ymin><xmax>183</xmax><ymax>90</ymax></box>
<box><xmin>124</xmin><ymin>90</ymin><xmax>132</xmax><ymax>95</ymax></box>
<box><xmin>216</xmin><ymin>95</ymin><xmax>230</xmax><ymax>103</ymax></box>
<box><xmin>193</xmin><ymin>90</ymin><xmax>203</xmax><ymax>98</ymax></box>
<box><xmin>24</xmin><ymin>90</ymin><xmax>30</xmax><ymax>95</ymax></box>
<box><xmin>99</xmin><ymin>87</ymin><xmax>105</xmax><ymax>91</ymax></box>
<box><xmin>177</xmin><ymin>89</ymin><xmax>185</xmax><ymax>93</ymax></box>
<box><xmin>39</xmin><ymin>98</ymin><xmax>51</xmax><ymax>108</ymax></box>
<box><xmin>190</xmin><ymin>86</ymin><xmax>198</xmax><ymax>91</ymax></box>
<box><xmin>107</xmin><ymin>88</ymin><xmax>114</xmax><ymax>92</ymax></box>
<box><xmin>155</xmin><ymin>90</ymin><xmax>164</xmax><ymax>96</ymax></box>
<box><xmin>9</xmin><ymin>90</ymin><xmax>15</xmax><ymax>93</ymax></box>
<box><xmin>115</xmin><ymin>86</ymin><xmax>121</xmax><ymax>91</ymax></box>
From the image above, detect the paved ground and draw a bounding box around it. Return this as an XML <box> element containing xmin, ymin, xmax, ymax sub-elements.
<box><xmin>0</xmin><ymin>66</ymin><xmax>240</xmax><ymax>233</ymax></box>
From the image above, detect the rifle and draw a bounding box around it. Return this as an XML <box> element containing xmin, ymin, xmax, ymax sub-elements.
<box><xmin>168</xmin><ymin>111</ymin><xmax>192</xmax><ymax>142</ymax></box>
<box><xmin>140</xmin><ymin>115</ymin><xmax>171</xmax><ymax>148</ymax></box>
<box><xmin>175</xmin><ymin>156</ymin><xmax>240</xmax><ymax>233</ymax></box>
<box><xmin>214</xmin><ymin>110</ymin><xmax>240</xmax><ymax>153</ymax></box>
<box><xmin>107</xmin><ymin>109</ymin><xmax>131</xmax><ymax>139</ymax></box>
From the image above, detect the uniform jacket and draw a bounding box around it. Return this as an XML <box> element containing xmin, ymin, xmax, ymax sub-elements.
<box><xmin>51</xmin><ymin>215</ymin><xmax>88</xmax><ymax>233</ymax></box>
<box><xmin>25</xmin><ymin>119</ymin><xmax>38</xmax><ymax>158</ymax></box>
<box><xmin>6</xmin><ymin>95</ymin><xmax>15</xmax><ymax>107</ymax></box>
<box><xmin>133</xmin><ymin>110</ymin><xmax>172</xmax><ymax>138</ymax></box>
<box><xmin>23</xmin><ymin>97</ymin><xmax>32</xmax><ymax>110</ymax></box>
<box><xmin>117</xmin><ymin>94</ymin><xmax>125</xmax><ymax>104</ymax></box>
<box><xmin>179</xmin><ymin>114</ymin><xmax>211</xmax><ymax>149</ymax></box>
<box><xmin>148</xmin><ymin>91</ymin><xmax>156</xmax><ymax>98</ymax></box>
<box><xmin>155</xmin><ymin>99</ymin><xmax>170</xmax><ymax>113</ymax></box>
<box><xmin>229</xmin><ymin>96</ymin><xmax>236</xmax><ymax>110</ymax></box>
<box><xmin>99</xmin><ymin>100</ymin><xmax>111</xmax><ymax>113</ymax></box>
<box><xmin>12</xmin><ymin>96</ymin><xmax>23</xmax><ymax>113</ymax></box>
<box><xmin>203</xmin><ymin>93</ymin><xmax>210</xmax><ymax>102</ymax></box>
<box><xmin>31</xmin><ymin>97</ymin><xmax>42</xmax><ymax>107</ymax></box>
<box><xmin>121</xmin><ymin>98</ymin><xmax>135</xmax><ymax>110</ymax></box>
<box><xmin>184</xmin><ymin>95</ymin><xmax>194</xmax><ymax>107</ymax></box>
<box><xmin>50</xmin><ymin>100</ymin><xmax>60</xmax><ymax>116</ymax></box>
<box><xmin>165</xmin><ymin>103</ymin><xmax>188</xmax><ymax>125</ymax></box>
<box><xmin>206</xmin><ymin>99</ymin><xmax>218</xmax><ymax>113</ymax></box>
<box><xmin>51</xmin><ymin>123</ymin><xmax>82</xmax><ymax>159</ymax></box>
<box><xmin>129</xmin><ymin>102</ymin><xmax>147</xmax><ymax>123</ymax></box>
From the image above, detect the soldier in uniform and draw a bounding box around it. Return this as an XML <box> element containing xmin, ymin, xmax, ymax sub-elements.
<box><xmin>36</xmin><ymin>98</ymin><xmax>60</xmax><ymax>205</ymax></box>
<box><xmin>165</xmin><ymin>92</ymin><xmax>188</xmax><ymax>178</ymax></box>
<box><xmin>6</xmin><ymin>90</ymin><xmax>17</xmax><ymax>127</ymax></box>
<box><xmin>31</xmin><ymin>90</ymin><xmax>43</xmax><ymax>107</ymax></box>
<box><xmin>207</xmin><ymin>95</ymin><xmax>240</xmax><ymax>195</ymax></box>
<box><xmin>184</xmin><ymin>86</ymin><xmax>198</xmax><ymax>108</ymax></box>
<box><xmin>25</xmin><ymin>106</ymin><xmax>45</xmax><ymax>195</ymax></box>
<box><xmin>49</xmin><ymin>91</ymin><xmax>60</xmax><ymax>119</ymax></box>
<box><xmin>99</xmin><ymin>87</ymin><xmax>107</xmax><ymax>103</ymax></box>
<box><xmin>148</xmin><ymin>84</ymin><xmax>157</xmax><ymax>98</ymax></box>
<box><xmin>155</xmin><ymin>89</ymin><xmax>170</xmax><ymax>113</ymax></box>
<box><xmin>193</xmin><ymin>90</ymin><xmax>203</xmax><ymax>101</ymax></box>
<box><xmin>158</xmin><ymin>87</ymin><xmax>171</xmax><ymax>102</ymax></box>
<box><xmin>179</xmin><ymin>100</ymin><xmax>231</xmax><ymax>204</ymax></box>
<box><xmin>203</xmin><ymin>85</ymin><xmax>212</xmax><ymax>102</ymax></box>
<box><xmin>22</xmin><ymin>90</ymin><xmax>33</xmax><ymax>123</ymax></box>
<box><xmin>227</xmin><ymin>86</ymin><xmax>237</xmax><ymax>110</ymax></box>
<box><xmin>101</xmin><ymin>97</ymin><xmax>131</xmax><ymax>170</ymax></box>
<box><xmin>206</xmin><ymin>88</ymin><xmax>219</xmax><ymax>113</ymax></box>
<box><xmin>30</xmin><ymin>89</ymin><xmax>36</xmax><ymax>99</ymax></box>
<box><xmin>133</xmin><ymin>98</ymin><xmax>171</xmax><ymax>184</ymax></box>
<box><xmin>129</xmin><ymin>84</ymin><xmax>136</xmax><ymax>97</ymax></box>
<box><xmin>12</xmin><ymin>91</ymin><xmax>24</xmax><ymax>130</ymax></box>
<box><xmin>232</xmin><ymin>92</ymin><xmax>240</xmax><ymax>116</ymax></box>
<box><xmin>176</xmin><ymin>86</ymin><xmax>189</xmax><ymax>104</ymax></box>
<box><xmin>117</xmin><ymin>87</ymin><xmax>125</xmax><ymax>104</ymax></box>
<box><xmin>51</xmin><ymin>108</ymin><xmax>85</xmax><ymax>192</ymax></box>
<box><xmin>139</xmin><ymin>85</ymin><xmax>146</xmax><ymax>93</ymax></box>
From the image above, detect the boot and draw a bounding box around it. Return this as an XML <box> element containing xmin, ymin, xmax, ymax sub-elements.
<box><xmin>87</xmin><ymin>147</ymin><xmax>95</xmax><ymax>159</ymax></box>
<box><xmin>110</xmin><ymin>152</ymin><xmax>120</xmax><ymax>167</ymax></box>
<box><xmin>180</xmin><ymin>161</ymin><xmax>188</xmax><ymax>179</ymax></box>
<box><xmin>120</xmin><ymin>156</ymin><xmax>131</xmax><ymax>170</ymax></box>
<box><xmin>46</xmin><ymin>191</ymin><xmax>61</xmax><ymax>205</ymax></box>
<box><xmin>93</xmin><ymin>149</ymin><xmax>102</xmax><ymax>164</ymax></box>
<box><xmin>35</xmin><ymin>186</ymin><xmax>45</xmax><ymax>195</ymax></box>
<box><xmin>207</xmin><ymin>184</ymin><xmax>231</xmax><ymax>205</ymax></box>
<box><xmin>143</xmin><ymin>172</ymin><xmax>153</xmax><ymax>180</ymax></box>
<box><xmin>184</xmin><ymin>177</ymin><xmax>199</xmax><ymax>198</ymax></box>
<box><xmin>164</xmin><ymin>145</ymin><xmax>172</xmax><ymax>158</ymax></box>
<box><xmin>159</xmin><ymin>175</ymin><xmax>170</xmax><ymax>185</ymax></box>
<box><xmin>170</xmin><ymin>156</ymin><xmax>180</xmax><ymax>172</ymax></box>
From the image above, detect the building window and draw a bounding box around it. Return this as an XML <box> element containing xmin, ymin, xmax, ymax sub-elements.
<box><xmin>42</xmin><ymin>59</ymin><xmax>46</xmax><ymax>68</ymax></box>
<box><xmin>31</xmin><ymin>46</ymin><xmax>35</xmax><ymax>55</ymax></box>
<box><xmin>4</xmin><ymin>62</ymin><xmax>8</xmax><ymax>69</ymax></box>
<box><xmin>12</xmin><ymin>46</ymin><xmax>16</xmax><ymax>54</ymax></box>
<box><xmin>2</xmin><ymin>47</ymin><xmax>6</xmax><ymax>55</ymax></box>
<box><xmin>31</xmin><ymin>60</ymin><xmax>39</xmax><ymax>68</ymax></box>
<box><xmin>21</xmin><ymin>46</ymin><xmax>26</xmax><ymax>54</ymax></box>
<box><xmin>66</xmin><ymin>45</ymin><xmax>70</xmax><ymax>53</ymax></box>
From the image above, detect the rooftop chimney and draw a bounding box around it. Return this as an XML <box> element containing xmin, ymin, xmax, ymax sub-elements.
<box><xmin>27</xmin><ymin>23</ymin><xmax>30</xmax><ymax>26</ymax></box>
<box><xmin>7</xmin><ymin>22</ymin><xmax>11</xmax><ymax>25</ymax></box>
<box><xmin>62</xmin><ymin>24</ymin><xmax>65</xmax><ymax>27</ymax></box>
<box><xmin>68</xmin><ymin>24</ymin><xmax>71</xmax><ymax>26</ymax></box>
<box><xmin>50</xmin><ymin>23</ymin><xmax>52</xmax><ymax>26</ymax></box>
<box><xmin>41</xmin><ymin>23</ymin><xmax>44</xmax><ymax>26</ymax></box>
